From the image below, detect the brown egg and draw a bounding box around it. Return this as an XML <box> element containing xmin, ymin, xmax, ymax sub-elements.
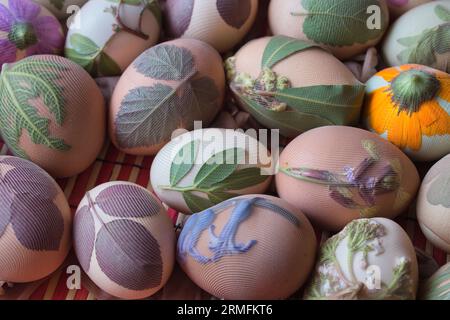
<box><xmin>304</xmin><ymin>218</ymin><xmax>419</xmax><ymax>300</ymax></box>
<box><xmin>276</xmin><ymin>126</ymin><xmax>420</xmax><ymax>231</ymax></box>
<box><xmin>268</xmin><ymin>0</ymin><xmax>390</xmax><ymax>60</ymax></box>
<box><xmin>163</xmin><ymin>0</ymin><xmax>258</xmax><ymax>53</ymax></box>
<box><xmin>177</xmin><ymin>194</ymin><xmax>317</xmax><ymax>300</ymax></box>
<box><xmin>417</xmin><ymin>155</ymin><xmax>450</xmax><ymax>253</ymax></box>
<box><xmin>73</xmin><ymin>181</ymin><xmax>176</xmax><ymax>300</ymax></box>
<box><xmin>0</xmin><ymin>156</ymin><xmax>72</xmax><ymax>284</ymax></box>
<box><xmin>0</xmin><ymin>55</ymin><xmax>105</xmax><ymax>178</ymax></box>
<box><xmin>109</xmin><ymin>39</ymin><xmax>225</xmax><ymax>156</ymax></box>
<box><xmin>226</xmin><ymin>36</ymin><xmax>364</xmax><ymax>138</ymax></box>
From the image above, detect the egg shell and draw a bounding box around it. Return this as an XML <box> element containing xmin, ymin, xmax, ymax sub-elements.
<box><xmin>417</xmin><ymin>155</ymin><xmax>450</xmax><ymax>253</ymax></box>
<box><xmin>0</xmin><ymin>156</ymin><xmax>72</xmax><ymax>283</ymax></box>
<box><xmin>420</xmin><ymin>262</ymin><xmax>450</xmax><ymax>300</ymax></box>
<box><xmin>163</xmin><ymin>0</ymin><xmax>258</xmax><ymax>53</ymax></box>
<box><xmin>0</xmin><ymin>55</ymin><xmax>105</xmax><ymax>178</ymax></box>
<box><xmin>110</xmin><ymin>39</ymin><xmax>225</xmax><ymax>156</ymax></box>
<box><xmin>33</xmin><ymin>0</ymin><xmax>88</xmax><ymax>19</ymax></box>
<box><xmin>177</xmin><ymin>194</ymin><xmax>317</xmax><ymax>300</ymax></box>
<box><xmin>65</xmin><ymin>0</ymin><xmax>160</xmax><ymax>77</ymax></box>
<box><xmin>0</xmin><ymin>0</ymin><xmax>64</xmax><ymax>67</ymax></box>
<box><xmin>387</xmin><ymin>0</ymin><xmax>433</xmax><ymax>18</ymax></box>
<box><xmin>383</xmin><ymin>1</ymin><xmax>450</xmax><ymax>73</ymax></box>
<box><xmin>363</xmin><ymin>65</ymin><xmax>450</xmax><ymax>162</ymax></box>
<box><xmin>304</xmin><ymin>218</ymin><xmax>419</xmax><ymax>300</ymax></box>
<box><xmin>150</xmin><ymin>128</ymin><xmax>273</xmax><ymax>214</ymax></box>
<box><xmin>73</xmin><ymin>181</ymin><xmax>176</xmax><ymax>300</ymax></box>
<box><xmin>268</xmin><ymin>0</ymin><xmax>390</xmax><ymax>60</ymax></box>
<box><xmin>276</xmin><ymin>126</ymin><xmax>420</xmax><ymax>231</ymax></box>
<box><xmin>229</xmin><ymin>36</ymin><xmax>363</xmax><ymax>138</ymax></box>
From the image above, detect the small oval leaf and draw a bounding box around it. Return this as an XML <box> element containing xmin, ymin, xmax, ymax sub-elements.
<box><xmin>74</xmin><ymin>205</ymin><xmax>96</xmax><ymax>272</ymax></box>
<box><xmin>170</xmin><ymin>140</ymin><xmax>199</xmax><ymax>186</ymax></box>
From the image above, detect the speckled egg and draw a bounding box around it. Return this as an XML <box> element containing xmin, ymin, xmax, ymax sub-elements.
<box><xmin>177</xmin><ymin>194</ymin><xmax>317</xmax><ymax>300</ymax></box>
<box><xmin>0</xmin><ymin>0</ymin><xmax>64</xmax><ymax>67</ymax></box>
<box><xmin>73</xmin><ymin>181</ymin><xmax>176</xmax><ymax>300</ymax></box>
<box><xmin>65</xmin><ymin>0</ymin><xmax>161</xmax><ymax>77</ymax></box>
<box><xmin>417</xmin><ymin>155</ymin><xmax>450</xmax><ymax>253</ymax></box>
<box><xmin>163</xmin><ymin>0</ymin><xmax>258</xmax><ymax>53</ymax></box>
<box><xmin>383</xmin><ymin>1</ymin><xmax>450</xmax><ymax>73</ymax></box>
<box><xmin>226</xmin><ymin>36</ymin><xmax>365</xmax><ymax>138</ymax></box>
<box><xmin>420</xmin><ymin>262</ymin><xmax>450</xmax><ymax>300</ymax></box>
<box><xmin>268</xmin><ymin>0</ymin><xmax>390</xmax><ymax>60</ymax></box>
<box><xmin>110</xmin><ymin>39</ymin><xmax>225</xmax><ymax>156</ymax></box>
<box><xmin>0</xmin><ymin>156</ymin><xmax>72</xmax><ymax>284</ymax></box>
<box><xmin>276</xmin><ymin>126</ymin><xmax>420</xmax><ymax>231</ymax></box>
<box><xmin>33</xmin><ymin>0</ymin><xmax>88</xmax><ymax>19</ymax></box>
<box><xmin>387</xmin><ymin>0</ymin><xmax>434</xmax><ymax>18</ymax></box>
<box><xmin>304</xmin><ymin>218</ymin><xmax>419</xmax><ymax>300</ymax></box>
<box><xmin>0</xmin><ymin>55</ymin><xmax>105</xmax><ymax>178</ymax></box>
<box><xmin>150</xmin><ymin>128</ymin><xmax>273</xmax><ymax>215</ymax></box>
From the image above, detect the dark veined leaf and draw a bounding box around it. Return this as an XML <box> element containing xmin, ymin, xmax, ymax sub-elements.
<box><xmin>274</xmin><ymin>84</ymin><xmax>365</xmax><ymax>125</ymax></box>
<box><xmin>262</xmin><ymin>35</ymin><xmax>318</xmax><ymax>68</ymax></box>
<box><xmin>11</xmin><ymin>194</ymin><xmax>64</xmax><ymax>251</ymax></box>
<box><xmin>188</xmin><ymin>76</ymin><xmax>221</xmax><ymax>123</ymax></box>
<box><xmin>134</xmin><ymin>44</ymin><xmax>195</xmax><ymax>80</ymax></box>
<box><xmin>73</xmin><ymin>205</ymin><xmax>95</xmax><ymax>272</ymax></box>
<box><xmin>164</xmin><ymin>0</ymin><xmax>194</xmax><ymax>36</ymax></box>
<box><xmin>216</xmin><ymin>0</ymin><xmax>251</xmax><ymax>29</ymax></box>
<box><xmin>0</xmin><ymin>185</ymin><xmax>13</xmax><ymax>238</ymax></box>
<box><xmin>50</xmin><ymin>0</ymin><xmax>65</xmax><ymax>10</ymax></box>
<box><xmin>183</xmin><ymin>192</ymin><xmax>215</xmax><ymax>213</ymax></box>
<box><xmin>435</xmin><ymin>4</ymin><xmax>450</xmax><ymax>22</ymax></box>
<box><xmin>65</xmin><ymin>48</ymin><xmax>96</xmax><ymax>73</ymax></box>
<box><xmin>170</xmin><ymin>140</ymin><xmax>199</xmax><ymax>186</ymax></box>
<box><xmin>69</xmin><ymin>33</ymin><xmax>99</xmax><ymax>55</ymax></box>
<box><xmin>0</xmin><ymin>59</ymin><xmax>71</xmax><ymax>158</ymax></box>
<box><xmin>208</xmin><ymin>190</ymin><xmax>236</xmax><ymax>204</ymax></box>
<box><xmin>98</xmin><ymin>52</ymin><xmax>122</xmax><ymax>76</ymax></box>
<box><xmin>95</xmin><ymin>219</ymin><xmax>163</xmax><ymax>290</ymax></box>
<box><xmin>3</xmin><ymin>166</ymin><xmax>58</xmax><ymax>199</ymax></box>
<box><xmin>95</xmin><ymin>184</ymin><xmax>161</xmax><ymax>217</ymax></box>
<box><xmin>300</xmin><ymin>0</ymin><xmax>387</xmax><ymax>46</ymax></box>
<box><xmin>215</xmin><ymin>167</ymin><xmax>270</xmax><ymax>191</ymax></box>
<box><xmin>194</xmin><ymin>148</ymin><xmax>245</xmax><ymax>188</ymax></box>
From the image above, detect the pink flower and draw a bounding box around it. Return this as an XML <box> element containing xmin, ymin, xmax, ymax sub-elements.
<box><xmin>0</xmin><ymin>0</ymin><xmax>63</xmax><ymax>66</ymax></box>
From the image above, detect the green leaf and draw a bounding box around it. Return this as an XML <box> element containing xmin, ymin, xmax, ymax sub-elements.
<box><xmin>262</xmin><ymin>35</ymin><xmax>317</xmax><ymax>68</ymax></box>
<box><xmin>69</xmin><ymin>33</ymin><xmax>100</xmax><ymax>55</ymax></box>
<box><xmin>106</xmin><ymin>0</ymin><xmax>144</xmax><ymax>5</ymax></box>
<box><xmin>134</xmin><ymin>44</ymin><xmax>195</xmax><ymax>80</ymax></box>
<box><xmin>208</xmin><ymin>190</ymin><xmax>236</xmax><ymax>204</ymax></box>
<box><xmin>435</xmin><ymin>4</ymin><xmax>450</xmax><ymax>22</ymax></box>
<box><xmin>194</xmin><ymin>148</ymin><xmax>245</xmax><ymax>188</ymax></box>
<box><xmin>98</xmin><ymin>52</ymin><xmax>122</xmax><ymax>76</ymax></box>
<box><xmin>215</xmin><ymin>167</ymin><xmax>270</xmax><ymax>191</ymax></box>
<box><xmin>274</xmin><ymin>84</ymin><xmax>365</xmax><ymax>125</ymax></box>
<box><xmin>397</xmin><ymin>34</ymin><xmax>422</xmax><ymax>47</ymax></box>
<box><xmin>50</xmin><ymin>0</ymin><xmax>65</xmax><ymax>10</ymax></box>
<box><xmin>0</xmin><ymin>59</ymin><xmax>71</xmax><ymax>158</ymax></box>
<box><xmin>183</xmin><ymin>192</ymin><xmax>214</xmax><ymax>213</ymax></box>
<box><xmin>170</xmin><ymin>140</ymin><xmax>199</xmax><ymax>186</ymax></box>
<box><xmin>66</xmin><ymin>33</ymin><xmax>104</xmax><ymax>76</ymax></box>
<box><xmin>64</xmin><ymin>48</ymin><xmax>96</xmax><ymax>73</ymax></box>
<box><xmin>300</xmin><ymin>0</ymin><xmax>387</xmax><ymax>46</ymax></box>
<box><xmin>187</xmin><ymin>76</ymin><xmax>221</xmax><ymax>123</ymax></box>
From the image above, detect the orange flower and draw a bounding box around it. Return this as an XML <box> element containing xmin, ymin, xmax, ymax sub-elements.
<box><xmin>364</xmin><ymin>65</ymin><xmax>450</xmax><ymax>151</ymax></box>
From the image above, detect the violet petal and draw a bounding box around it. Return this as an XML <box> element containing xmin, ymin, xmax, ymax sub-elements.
<box><xmin>8</xmin><ymin>0</ymin><xmax>40</xmax><ymax>22</ymax></box>
<box><xmin>0</xmin><ymin>38</ymin><xmax>17</xmax><ymax>64</ymax></box>
<box><xmin>32</xmin><ymin>15</ymin><xmax>63</xmax><ymax>50</ymax></box>
<box><xmin>0</xmin><ymin>3</ymin><xmax>14</xmax><ymax>32</ymax></box>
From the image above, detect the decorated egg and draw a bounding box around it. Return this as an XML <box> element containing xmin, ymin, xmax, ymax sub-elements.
<box><xmin>110</xmin><ymin>39</ymin><xmax>225</xmax><ymax>156</ymax></box>
<box><xmin>73</xmin><ymin>181</ymin><xmax>176</xmax><ymax>300</ymax></box>
<box><xmin>276</xmin><ymin>126</ymin><xmax>420</xmax><ymax>231</ymax></box>
<box><xmin>420</xmin><ymin>262</ymin><xmax>450</xmax><ymax>300</ymax></box>
<box><xmin>383</xmin><ymin>1</ymin><xmax>450</xmax><ymax>73</ymax></box>
<box><xmin>0</xmin><ymin>156</ymin><xmax>71</xmax><ymax>284</ymax></box>
<box><xmin>226</xmin><ymin>36</ymin><xmax>365</xmax><ymax>138</ymax></box>
<box><xmin>0</xmin><ymin>0</ymin><xmax>64</xmax><ymax>67</ymax></box>
<box><xmin>163</xmin><ymin>0</ymin><xmax>258</xmax><ymax>53</ymax></box>
<box><xmin>150</xmin><ymin>128</ymin><xmax>273</xmax><ymax>215</ymax></box>
<box><xmin>387</xmin><ymin>0</ymin><xmax>434</xmax><ymax>18</ymax></box>
<box><xmin>304</xmin><ymin>218</ymin><xmax>419</xmax><ymax>300</ymax></box>
<box><xmin>33</xmin><ymin>0</ymin><xmax>88</xmax><ymax>19</ymax></box>
<box><xmin>417</xmin><ymin>155</ymin><xmax>450</xmax><ymax>253</ymax></box>
<box><xmin>363</xmin><ymin>65</ymin><xmax>450</xmax><ymax>162</ymax></box>
<box><xmin>65</xmin><ymin>0</ymin><xmax>161</xmax><ymax>77</ymax></box>
<box><xmin>0</xmin><ymin>55</ymin><xmax>105</xmax><ymax>178</ymax></box>
<box><xmin>268</xmin><ymin>0</ymin><xmax>390</xmax><ymax>60</ymax></box>
<box><xmin>177</xmin><ymin>194</ymin><xmax>317</xmax><ymax>300</ymax></box>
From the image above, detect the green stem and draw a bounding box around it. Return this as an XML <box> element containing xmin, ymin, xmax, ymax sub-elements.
<box><xmin>279</xmin><ymin>167</ymin><xmax>353</xmax><ymax>187</ymax></box>
<box><xmin>347</xmin><ymin>251</ymin><xmax>357</xmax><ymax>283</ymax></box>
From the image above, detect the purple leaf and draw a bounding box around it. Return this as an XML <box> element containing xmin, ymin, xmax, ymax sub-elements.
<box><xmin>11</xmin><ymin>194</ymin><xmax>64</xmax><ymax>251</ymax></box>
<box><xmin>216</xmin><ymin>0</ymin><xmax>251</xmax><ymax>29</ymax></box>
<box><xmin>95</xmin><ymin>184</ymin><xmax>161</xmax><ymax>218</ymax></box>
<box><xmin>0</xmin><ymin>185</ymin><xmax>13</xmax><ymax>238</ymax></box>
<box><xmin>164</xmin><ymin>0</ymin><xmax>194</xmax><ymax>37</ymax></box>
<box><xmin>8</xmin><ymin>0</ymin><xmax>40</xmax><ymax>21</ymax></box>
<box><xmin>0</xmin><ymin>3</ymin><xmax>14</xmax><ymax>33</ymax></box>
<box><xmin>3</xmin><ymin>167</ymin><xmax>57</xmax><ymax>198</ymax></box>
<box><xmin>95</xmin><ymin>219</ymin><xmax>163</xmax><ymax>291</ymax></box>
<box><xmin>74</xmin><ymin>205</ymin><xmax>95</xmax><ymax>272</ymax></box>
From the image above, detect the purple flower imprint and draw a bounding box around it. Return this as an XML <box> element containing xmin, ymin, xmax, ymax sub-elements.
<box><xmin>388</xmin><ymin>0</ymin><xmax>409</xmax><ymax>7</ymax></box>
<box><xmin>0</xmin><ymin>0</ymin><xmax>63</xmax><ymax>65</ymax></box>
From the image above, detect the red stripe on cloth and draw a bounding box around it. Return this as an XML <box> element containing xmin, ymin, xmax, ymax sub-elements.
<box><xmin>136</xmin><ymin>156</ymin><xmax>153</xmax><ymax>188</ymax></box>
<box><xmin>29</xmin><ymin>280</ymin><xmax>49</xmax><ymax>300</ymax></box>
<box><xmin>433</xmin><ymin>247</ymin><xmax>447</xmax><ymax>266</ymax></box>
<box><xmin>68</xmin><ymin>165</ymin><xmax>95</xmax><ymax>207</ymax></box>
<box><xmin>413</xmin><ymin>223</ymin><xmax>427</xmax><ymax>251</ymax></box>
<box><xmin>51</xmin><ymin>272</ymin><xmax>70</xmax><ymax>300</ymax></box>
<box><xmin>117</xmin><ymin>154</ymin><xmax>136</xmax><ymax>181</ymax></box>
<box><xmin>95</xmin><ymin>145</ymin><xmax>119</xmax><ymax>185</ymax></box>
<box><xmin>74</xmin><ymin>287</ymin><xmax>90</xmax><ymax>300</ymax></box>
